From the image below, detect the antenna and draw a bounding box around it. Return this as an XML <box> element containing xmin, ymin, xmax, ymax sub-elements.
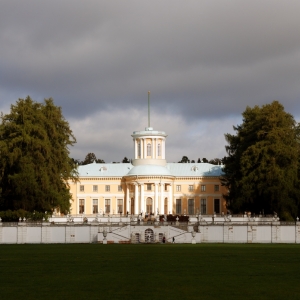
<box><xmin>148</xmin><ymin>91</ymin><xmax>150</xmax><ymax>128</ymax></box>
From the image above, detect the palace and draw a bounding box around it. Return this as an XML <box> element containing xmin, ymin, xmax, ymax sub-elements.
<box><xmin>69</xmin><ymin>124</ymin><xmax>227</xmax><ymax>217</ymax></box>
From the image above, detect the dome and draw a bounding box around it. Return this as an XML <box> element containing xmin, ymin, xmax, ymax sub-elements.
<box><xmin>126</xmin><ymin>164</ymin><xmax>172</xmax><ymax>176</ymax></box>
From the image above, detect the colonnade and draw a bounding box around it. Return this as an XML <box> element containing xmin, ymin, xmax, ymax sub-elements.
<box><xmin>125</xmin><ymin>182</ymin><xmax>173</xmax><ymax>215</ymax></box>
<box><xmin>134</xmin><ymin>137</ymin><xmax>165</xmax><ymax>159</ymax></box>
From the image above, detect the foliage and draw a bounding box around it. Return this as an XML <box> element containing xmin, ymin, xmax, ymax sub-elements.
<box><xmin>80</xmin><ymin>153</ymin><xmax>105</xmax><ymax>165</ymax></box>
<box><xmin>0</xmin><ymin>96</ymin><xmax>77</xmax><ymax>214</ymax></box>
<box><xmin>0</xmin><ymin>209</ymin><xmax>49</xmax><ymax>222</ymax></box>
<box><xmin>178</xmin><ymin>156</ymin><xmax>190</xmax><ymax>163</ymax></box>
<box><xmin>122</xmin><ymin>157</ymin><xmax>130</xmax><ymax>163</ymax></box>
<box><xmin>222</xmin><ymin>101</ymin><xmax>300</xmax><ymax>219</ymax></box>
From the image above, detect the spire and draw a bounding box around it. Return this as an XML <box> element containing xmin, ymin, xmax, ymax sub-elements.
<box><xmin>148</xmin><ymin>91</ymin><xmax>150</xmax><ymax>128</ymax></box>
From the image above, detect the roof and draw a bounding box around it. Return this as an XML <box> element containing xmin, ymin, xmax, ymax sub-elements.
<box><xmin>126</xmin><ymin>164</ymin><xmax>172</xmax><ymax>176</ymax></box>
<box><xmin>77</xmin><ymin>161</ymin><xmax>223</xmax><ymax>177</ymax></box>
<box><xmin>77</xmin><ymin>162</ymin><xmax>132</xmax><ymax>177</ymax></box>
<box><xmin>166</xmin><ymin>163</ymin><xmax>223</xmax><ymax>177</ymax></box>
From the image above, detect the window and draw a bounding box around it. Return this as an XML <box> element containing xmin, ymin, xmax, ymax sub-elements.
<box><xmin>176</xmin><ymin>199</ymin><xmax>181</xmax><ymax>214</ymax></box>
<box><xmin>79</xmin><ymin>199</ymin><xmax>84</xmax><ymax>214</ymax></box>
<box><xmin>176</xmin><ymin>185</ymin><xmax>181</xmax><ymax>192</ymax></box>
<box><xmin>80</xmin><ymin>185</ymin><xmax>84</xmax><ymax>192</ymax></box>
<box><xmin>188</xmin><ymin>199</ymin><xmax>194</xmax><ymax>215</ymax></box>
<box><xmin>117</xmin><ymin>199</ymin><xmax>123</xmax><ymax>213</ymax></box>
<box><xmin>214</xmin><ymin>199</ymin><xmax>220</xmax><ymax>214</ymax></box>
<box><xmin>201</xmin><ymin>199</ymin><xmax>206</xmax><ymax>214</ymax></box>
<box><xmin>146</xmin><ymin>184</ymin><xmax>152</xmax><ymax>191</ymax></box>
<box><xmin>147</xmin><ymin>143</ymin><xmax>151</xmax><ymax>156</ymax></box>
<box><xmin>93</xmin><ymin>185</ymin><xmax>98</xmax><ymax>192</ymax></box>
<box><xmin>105</xmin><ymin>199</ymin><xmax>110</xmax><ymax>213</ymax></box>
<box><xmin>118</xmin><ymin>185</ymin><xmax>122</xmax><ymax>192</ymax></box>
<box><xmin>214</xmin><ymin>185</ymin><xmax>219</xmax><ymax>192</ymax></box>
<box><xmin>138</xmin><ymin>142</ymin><xmax>141</xmax><ymax>157</ymax></box>
<box><xmin>165</xmin><ymin>184</ymin><xmax>168</xmax><ymax>191</ymax></box>
<box><xmin>201</xmin><ymin>185</ymin><xmax>206</xmax><ymax>192</ymax></box>
<box><xmin>188</xmin><ymin>185</ymin><xmax>194</xmax><ymax>192</ymax></box>
<box><xmin>105</xmin><ymin>185</ymin><xmax>110</xmax><ymax>192</ymax></box>
<box><xmin>158</xmin><ymin>143</ymin><xmax>161</xmax><ymax>156</ymax></box>
<box><xmin>93</xmin><ymin>199</ymin><xmax>98</xmax><ymax>214</ymax></box>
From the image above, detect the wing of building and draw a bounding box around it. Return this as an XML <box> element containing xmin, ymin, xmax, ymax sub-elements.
<box><xmin>68</xmin><ymin>126</ymin><xmax>227</xmax><ymax>216</ymax></box>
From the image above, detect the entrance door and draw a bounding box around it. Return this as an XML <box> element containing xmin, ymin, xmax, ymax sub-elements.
<box><xmin>145</xmin><ymin>228</ymin><xmax>154</xmax><ymax>243</ymax></box>
<box><xmin>146</xmin><ymin>197</ymin><xmax>153</xmax><ymax>214</ymax></box>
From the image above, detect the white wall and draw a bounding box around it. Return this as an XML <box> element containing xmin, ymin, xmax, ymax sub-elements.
<box><xmin>0</xmin><ymin>222</ymin><xmax>300</xmax><ymax>244</ymax></box>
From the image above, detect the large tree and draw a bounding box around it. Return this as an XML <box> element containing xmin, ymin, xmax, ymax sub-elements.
<box><xmin>222</xmin><ymin>101</ymin><xmax>300</xmax><ymax>220</ymax></box>
<box><xmin>0</xmin><ymin>96</ymin><xmax>78</xmax><ymax>214</ymax></box>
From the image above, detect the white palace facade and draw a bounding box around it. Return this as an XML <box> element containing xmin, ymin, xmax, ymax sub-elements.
<box><xmin>69</xmin><ymin>124</ymin><xmax>227</xmax><ymax>217</ymax></box>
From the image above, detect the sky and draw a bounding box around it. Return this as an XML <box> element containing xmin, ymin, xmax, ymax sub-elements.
<box><xmin>1</xmin><ymin>1</ymin><xmax>300</xmax><ymax>163</ymax></box>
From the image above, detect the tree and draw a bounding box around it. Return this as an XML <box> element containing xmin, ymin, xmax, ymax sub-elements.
<box><xmin>209</xmin><ymin>158</ymin><xmax>222</xmax><ymax>165</ymax></box>
<box><xmin>122</xmin><ymin>157</ymin><xmax>130</xmax><ymax>163</ymax></box>
<box><xmin>202</xmin><ymin>158</ymin><xmax>208</xmax><ymax>163</ymax></box>
<box><xmin>222</xmin><ymin>101</ymin><xmax>300</xmax><ymax>220</ymax></box>
<box><xmin>179</xmin><ymin>156</ymin><xmax>190</xmax><ymax>163</ymax></box>
<box><xmin>80</xmin><ymin>153</ymin><xmax>105</xmax><ymax>165</ymax></box>
<box><xmin>0</xmin><ymin>96</ymin><xmax>78</xmax><ymax>214</ymax></box>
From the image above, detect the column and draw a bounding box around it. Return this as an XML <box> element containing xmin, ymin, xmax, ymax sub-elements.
<box><xmin>154</xmin><ymin>183</ymin><xmax>158</xmax><ymax>215</ymax></box>
<box><xmin>168</xmin><ymin>183</ymin><xmax>173</xmax><ymax>214</ymax></box>
<box><xmin>134</xmin><ymin>184</ymin><xmax>138</xmax><ymax>215</ymax></box>
<box><xmin>140</xmin><ymin>183</ymin><xmax>144</xmax><ymax>214</ymax></box>
<box><xmin>140</xmin><ymin>139</ymin><xmax>143</xmax><ymax>158</ymax></box>
<box><xmin>162</xmin><ymin>139</ymin><xmax>165</xmax><ymax>159</ymax></box>
<box><xmin>160</xmin><ymin>183</ymin><xmax>164</xmax><ymax>214</ymax></box>
<box><xmin>152</xmin><ymin>138</ymin><xmax>155</xmax><ymax>158</ymax></box>
<box><xmin>134</xmin><ymin>139</ymin><xmax>137</xmax><ymax>159</ymax></box>
<box><xmin>126</xmin><ymin>184</ymin><xmax>130</xmax><ymax>213</ymax></box>
<box><xmin>144</xmin><ymin>138</ymin><xmax>147</xmax><ymax>158</ymax></box>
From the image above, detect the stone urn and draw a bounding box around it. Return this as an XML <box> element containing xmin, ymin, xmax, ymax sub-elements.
<box><xmin>103</xmin><ymin>229</ymin><xmax>108</xmax><ymax>244</ymax></box>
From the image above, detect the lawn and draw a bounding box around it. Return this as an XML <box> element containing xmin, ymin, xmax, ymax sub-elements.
<box><xmin>0</xmin><ymin>244</ymin><xmax>299</xmax><ymax>299</ymax></box>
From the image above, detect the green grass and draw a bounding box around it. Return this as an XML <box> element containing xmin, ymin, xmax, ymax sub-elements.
<box><xmin>0</xmin><ymin>244</ymin><xmax>300</xmax><ymax>300</ymax></box>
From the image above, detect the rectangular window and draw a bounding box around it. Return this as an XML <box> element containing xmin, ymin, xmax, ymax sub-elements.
<box><xmin>105</xmin><ymin>199</ymin><xmax>110</xmax><ymax>213</ymax></box>
<box><xmin>176</xmin><ymin>185</ymin><xmax>181</xmax><ymax>192</ymax></box>
<box><xmin>80</xmin><ymin>185</ymin><xmax>84</xmax><ymax>192</ymax></box>
<box><xmin>188</xmin><ymin>185</ymin><xmax>194</xmax><ymax>192</ymax></box>
<box><xmin>93</xmin><ymin>185</ymin><xmax>98</xmax><ymax>192</ymax></box>
<box><xmin>117</xmin><ymin>199</ymin><xmax>123</xmax><ymax>213</ymax></box>
<box><xmin>93</xmin><ymin>199</ymin><xmax>98</xmax><ymax>214</ymax></box>
<box><xmin>214</xmin><ymin>199</ymin><xmax>220</xmax><ymax>214</ymax></box>
<box><xmin>147</xmin><ymin>143</ymin><xmax>151</xmax><ymax>156</ymax></box>
<box><xmin>118</xmin><ymin>185</ymin><xmax>122</xmax><ymax>192</ymax></box>
<box><xmin>165</xmin><ymin>184</ymin><xmax>168</xmax><ymax>191</ymax></box>
<box><xmin>147</xmin><ymin>184</ymin><xmax>152</xmax><ymax>191</ymax></box>
<box><xmin>201</xmin><ymin>185</ymin><xmax>206</xmax><ymax>192</ymax></box>
<box><xmin>176</xmin><ymin>199</ymin><xmax>181</xmax><ymax>214</ymax></box>
<box><xmin>79</xmin><ymin>199</ymin><xmax>84</xmax><ymax>214</ymax></box>
<box><xmin>201</xmin><ymin>199</ymin><xmax>206</xmax><ymax>214</ymax></box>
<box><xmin>188</xmin><ymin>199</ymin><xmax>194</xmax><ymax>215</ymax></box>
<box><xmin>214</xmin><ymin>185</ymin><xmax>219</xmax><ymax>192</ymax></box>
<box><xmin>105</xmin><ymin>185</ymin><xmax>110</xmax><ymax>192</ymax></box>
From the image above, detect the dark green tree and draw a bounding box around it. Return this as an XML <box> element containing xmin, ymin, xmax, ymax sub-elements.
<box><xmin>179</xmin><ymin>156</ymin><xmax>190</xmax><ymax>163</ymax></box>
<box><xmin>122</xmin><ymin>157</ymin><xmax>130</xmax><ymax>163</ymax></box>
<box><xmin>80</xmin><ymin>153</ymin><xmax>105</xmax><ymax>165</ymax></box>
<box><xmin>222</xmin><ymin>101</ymin><xmax>300</xmax><ymax>220</ymax></box>
<box><xmin>0</xmin><ymin>96</ymin><xmax>78</xmax><ymax>214</ymax></box>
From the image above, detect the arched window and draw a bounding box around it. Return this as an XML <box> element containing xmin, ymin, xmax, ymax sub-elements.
<box><xmin>146</xmin><ymin>197</ymin><xmax>153</xmax><ymax>213</ymax></box>
<box><xmin>138</xmin><ymin>142</ymin><xmax>141</xmax><ymax>157</ymax></box>
<box><xmin>158</xmin><ymin>143</ymin><xmax>161</xmax><ymax>156</ymax></box>
<box><xmin>147</xmin><ymin>143</ymin><xmax>151</xmax><ymax>156</ymax></box>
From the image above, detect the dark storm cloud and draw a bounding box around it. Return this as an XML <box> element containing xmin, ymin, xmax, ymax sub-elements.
<box><xmin>1</xmin><ymin>1</ymin><xmax>300</xmax><ymax>160</ymax></box>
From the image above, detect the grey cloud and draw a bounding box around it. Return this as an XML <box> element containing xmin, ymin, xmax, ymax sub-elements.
<box><xmin>1</xmin><ymin>1</ymin><xmax>300</xmax><ymax>160</ymax></box>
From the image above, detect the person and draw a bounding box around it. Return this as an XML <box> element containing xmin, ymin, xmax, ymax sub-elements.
<box><xmin>162</xmin><ymin>236</ymin><xmax>165</xmax><ymax>244</ymax></box>
<box><xmin>172</xmin><ymin>237</ymin><xmax>175</xmax><ymax>244</ymax></box>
